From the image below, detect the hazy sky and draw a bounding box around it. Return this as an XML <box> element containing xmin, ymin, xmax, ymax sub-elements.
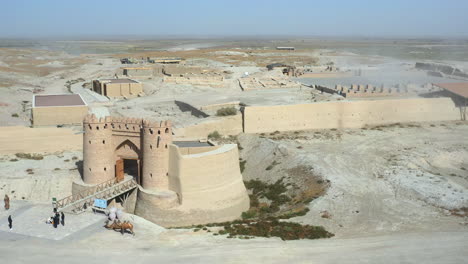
<box><xmin>2</xmin><ymin>0</ymin><xmax>468</xmax><ymax>38</ymax></box>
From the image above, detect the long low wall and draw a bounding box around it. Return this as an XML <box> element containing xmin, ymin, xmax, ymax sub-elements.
<box><xmin>176</xmin><ymin>114</ymin><xmax>243</xmax><ymax>138</ymax></box>
<box><xmin>244</xmin><ymin>98</ymin><xmax>461</xmax><ymax>133</ymax></box>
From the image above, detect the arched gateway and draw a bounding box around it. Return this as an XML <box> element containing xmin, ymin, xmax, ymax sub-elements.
<box><xmin>78</xmin><ymin>114</ymin><xmax>249</xmax><ymax>227</ymax></box>
<box><xmin>82</xmin><ymin>114</ymin><xmax>172</xmax><ymax>190</ymax></box>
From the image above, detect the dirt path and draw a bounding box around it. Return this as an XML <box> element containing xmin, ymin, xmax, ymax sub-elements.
<box><xmin>0</xmin><ymin>229</ymin><xmax>465</xmax><ymax>263</ymax></box>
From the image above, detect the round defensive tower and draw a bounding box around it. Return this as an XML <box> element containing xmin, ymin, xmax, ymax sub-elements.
<box><xmin>83</xmin><ymin>114</ymin><xmax>115</xmax><ymax>184</ymax></box>
<box><xmin>141</xmin><ymin>119</ymin><xmax>173</xmax><ymax>190</ymax></box>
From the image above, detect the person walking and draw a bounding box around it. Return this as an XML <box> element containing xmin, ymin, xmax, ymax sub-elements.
<box><xmin>55</xmin><ymin>212</ymin><xmax>60</xmax><ymax>226</ymax></box>
<box><xmin>53</xmin><ymin>214</ymin><xmax>58</xmax><ymax>228</ymax></box>
<box><xmin>4</xmin><ymin>194</ymin><xmax>10</xmax><ymax>210</ymax></box>
<box><xmin>61</xmin><ymin>212</ymin><xmax>65</xmax><ymax>226</ymax></box>
<box><xmin>8</xmin><ymin>215</ymin><xmax>12</xmax><ymax>230</ymax></box>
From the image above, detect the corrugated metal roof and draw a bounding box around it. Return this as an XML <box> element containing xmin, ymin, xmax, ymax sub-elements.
<box><xmin>434</xmin><ymin>83</ymin><xmax>468</xmax><ymax>98</ymax></box>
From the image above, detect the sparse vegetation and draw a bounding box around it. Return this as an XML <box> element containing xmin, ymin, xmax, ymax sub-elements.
<box><xmin>216</xmin><ymin>107</ymin><xmax>237</xmax><ymax>116</ymax></box>
<box><xmin>266</xmin><ymin>160</ymin><xmax>280</xmax><ymax>171</ymax></box>
<box><xmin>241</xmin><ymin>210</ymin><xmax>257</xmax><ymax>219</ymax></box>
<box><xmin>208</xmin><ymin>131</ymin><xmax>222</xmax><ymax>140</ymax></box>
<box><xmin>239</xmin><ymin>159</ymin><xmax>247</xmax><ymax>173</ymax></box>
<box><xmin>15</xmin><ymin>153</ymin><xmax>44</xmax><ymax>160</ymax></box>
<box><xmin>11</xmin><ymin>113</ymin><xmax>19</xmax><ymax>118</ymax></box>
<box><xmin>21</xmin><ymin>101</ymin><xmax>29</xmax><ymax>112</ymax></box>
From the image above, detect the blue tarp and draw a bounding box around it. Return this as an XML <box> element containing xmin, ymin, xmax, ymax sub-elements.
<box><xmin>93</xmin><ymin>199</ymin><xmax>107</xmax><ymax>208</ymax></box>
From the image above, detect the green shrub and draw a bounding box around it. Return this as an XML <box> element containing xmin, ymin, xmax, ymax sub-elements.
<box><xmin>15</xmin><ymin>153</ymin><xmax>44</xmax><ymax>160</ymax></box>
<box><xmin>241</xmin><ymin>210</ymin><xmax>257</xmax><ymax>219</ymax></box>
<box><xmin>216</xmin><ymin>107</ymin><xmax>237</xmax><ymax>116</ymax></box>
<box><xmin>223</xmin><ymin>219</ymin><xmax>334</xmax><ymax>240</ymax></box>
<box><xmin>11</xmin><ymin>113</ymin><xmax>19</xmax><ymax>118</ymax></box>
<box><xmin>239</xmin><ymin>160</ymin><xmax>247</xmax><ymax>173</ymax></box>
<box><xmin>208</xmin><ymin>131</ymin><xmax>222</xmax><ymax>140</ymax></box>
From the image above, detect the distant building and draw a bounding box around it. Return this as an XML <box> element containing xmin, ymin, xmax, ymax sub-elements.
<box><xmin>122</xmin><ymin>67</ymin><xmax>153</xmax><ymax>78</ymax></box>
<box><xmin>266</xmin><ymin>63</ymin><xmax>296</xmax><ymax>76</ymax></box>
<box><xmin>276</xmin><ymin>47</ymin><xmax>295</xmax><ymax>51</ymax></box>
<box><xmin>148</xmin><ymin>57</ymin><xmax>184</xmax><ymax>64</ymax></box>
<box><xmin>433</xmin><ymin>83</ymin><xmax>468</xmax><ymax>120</ymax></box>
<box><xmin>92</xmin><ymin>78</ymin><xmax>143</xmax><ymax>98</ymax></box>
<box><xmin>32</xmin><ymin>94</ymin><xmax>88</xmax><ymax>126</ymax></box>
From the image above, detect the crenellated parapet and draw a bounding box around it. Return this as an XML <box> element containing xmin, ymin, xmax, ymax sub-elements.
<box><xmin>109</xmin><ymin>117</ymin><xmax>143</xmax><ymax>133</ymax></box>
<box><xmin>82</xmin><ymin>114</ymin><xmax>173</xmax><ymax>190</ymax></box>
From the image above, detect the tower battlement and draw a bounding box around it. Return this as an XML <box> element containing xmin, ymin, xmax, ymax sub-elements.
<box><xmin>82</xmin><ymin>114</ymin><xmax>173</xmax><ymax>190</ymax></box>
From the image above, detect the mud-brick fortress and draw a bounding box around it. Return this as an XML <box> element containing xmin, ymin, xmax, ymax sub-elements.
<box><xmin>73</xmin><ymin>114</ymin><xmax>249</xmax><ymax>227</ymax></box>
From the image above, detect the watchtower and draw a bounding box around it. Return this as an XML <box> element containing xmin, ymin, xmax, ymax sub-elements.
<box><xmin>141</xmin><ymin>119</ymin><xmax>173</xmax><ymax>190</ymax></box>
<box><xmin>83</xmin><ymin>115</ymin><xmax>114</xmax><ymax>184</ymax></box>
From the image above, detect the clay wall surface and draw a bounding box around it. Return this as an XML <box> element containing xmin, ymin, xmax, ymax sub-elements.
<box><xmin>83</xmin><ymin>116</ymin><xmax>115</xmax><ymax>184</ymax></box>
<box><xmin>199</xmin><ymin>101</ymin><xmax>240</xmax><ymax>112</ymax></box>
<box><xmin>104</xmin><ymin>82</ymin><xmax>143</xmax><ymax>97</ymax></box>
<box><xmin>163</xmin><ymin>75</ymin><xmax>224</xmax><ymax>87</ymax></box>
<box><xmin>178</xmin><ymin>145</ymin><xmax>220</xmax><ymax>155</ymax></box>
<box><xmin>134</xmin><ymin>144</ymin><xmax>250</xmax><ymax>227</ymax></box>
<box><xmin>32</xmin><ymin>105</ymin><xmax>88</xmax><ymax>126</ymax></box>
<box><xmin>332</xmin><ymin>84</ymin><xmax>414</xmax><ymax>98</ymax></box>
<box><xmin>141</xmin><ymin>120</ymin><xmax>173</xmax><ymax>190</ymax></box>
<box><xmin>135</xmin><ymin>190</ymin><xmax>249</xmax><ymax>227</ymax></box>
<box><xmin>244</xmin><ymin>98</ymin><xmax>460</xmax><ymax>133</ymax></box>
<box><xmin>176</xmin><ymin>114</ymin><xmax>243</xmax><ymax>138</ymax></box>
<box><xmin>122</xmin><ymin>68</ymin><xmax>153</xmax><ymax>77</ymax></box>
<box><xmin>0</xmin><ymin>126</ymin><xmax>82</xmax><ymax>155</ymax></box>
<box><xmin>239</xmin><ymin>77</ymin><xmax>301</xmax><ymax>91</ymax></box>
<box><xmin>168</xmin><ymin>144</ymin><xmax>249</xmax><ymax>209</ymax></box>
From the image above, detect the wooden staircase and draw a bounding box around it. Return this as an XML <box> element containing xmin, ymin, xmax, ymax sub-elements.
<box><xmin>56</xmin><ymin>177</ymin><xmax>138</xmax><ymax>214</ymax></box>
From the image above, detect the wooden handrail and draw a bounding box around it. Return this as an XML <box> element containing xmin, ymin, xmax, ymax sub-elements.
<box><xmin>56</xmin><ymin>178</ymin><xmax>120</xmax><ymax>209</ymax></box>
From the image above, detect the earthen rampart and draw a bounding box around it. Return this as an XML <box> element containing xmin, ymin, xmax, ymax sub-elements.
<box><xmin>244</xmin><ymin>98</ymin><xmax>461</xmax><ymax>133</ymax></box>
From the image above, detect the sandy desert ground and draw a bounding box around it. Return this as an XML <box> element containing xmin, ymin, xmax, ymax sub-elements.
<box><xmin>0</xmin><ymin>38</ymin><xmax>467</xmax><ymax>263</ymax></box>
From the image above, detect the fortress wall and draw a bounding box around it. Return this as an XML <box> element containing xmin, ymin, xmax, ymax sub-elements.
<box><xmin>168</xmin><ymin>144</ymin><xmax>249</xmax><ymax>210</ymax></box>
<box><xmin>199</xmin><ymin>101</ymin><xmax>240</xmax><ymax>112</ymax></box>
<box><xmin>244</xmin><ymin>98</ymin><xmax>461</xmax><ymax>133</ymax></box>
<box><xmin>178</xmin><ymin>145</ymin><xmax>220</xmax><ymax>155</ymax></box>
<box><xmin>163</xmin><ymin>76</ymin><xmax>224</xmax><ymax>87</ymax></box>
<box><xmin>135</xmin><ymin>193</ymin><xmax>250</xmax><ymax>227</ymax></box>
<box><xmin>122</xmin><ymin>68</ymin><xmax>153</xmax><ymax>77</ymax></box>
<box><xmin>32</xmin><ymin>106</ymin><xmax>88</xmax><ymax>126</ymax></box>
<box><xmin>176</xmin><ymin>114</ymin><xmax>243</xmax><ymax>138</ymax></box>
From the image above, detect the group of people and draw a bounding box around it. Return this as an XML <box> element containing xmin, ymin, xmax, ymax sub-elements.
<box><xmin>4</xmin><ymin>194</ymin><xmax>67</xmax><ymax>231</ymax></box>
<box><xmin>47</xmin><ymin>208</ymin><xmax>65</xmax><ymax>228</ymax></box>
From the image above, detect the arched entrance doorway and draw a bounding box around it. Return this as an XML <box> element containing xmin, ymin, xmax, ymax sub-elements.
<box><xmin>115</xmin><ymin>139</ymin><xmax>141</xmax><ymax>184</ymax></box>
